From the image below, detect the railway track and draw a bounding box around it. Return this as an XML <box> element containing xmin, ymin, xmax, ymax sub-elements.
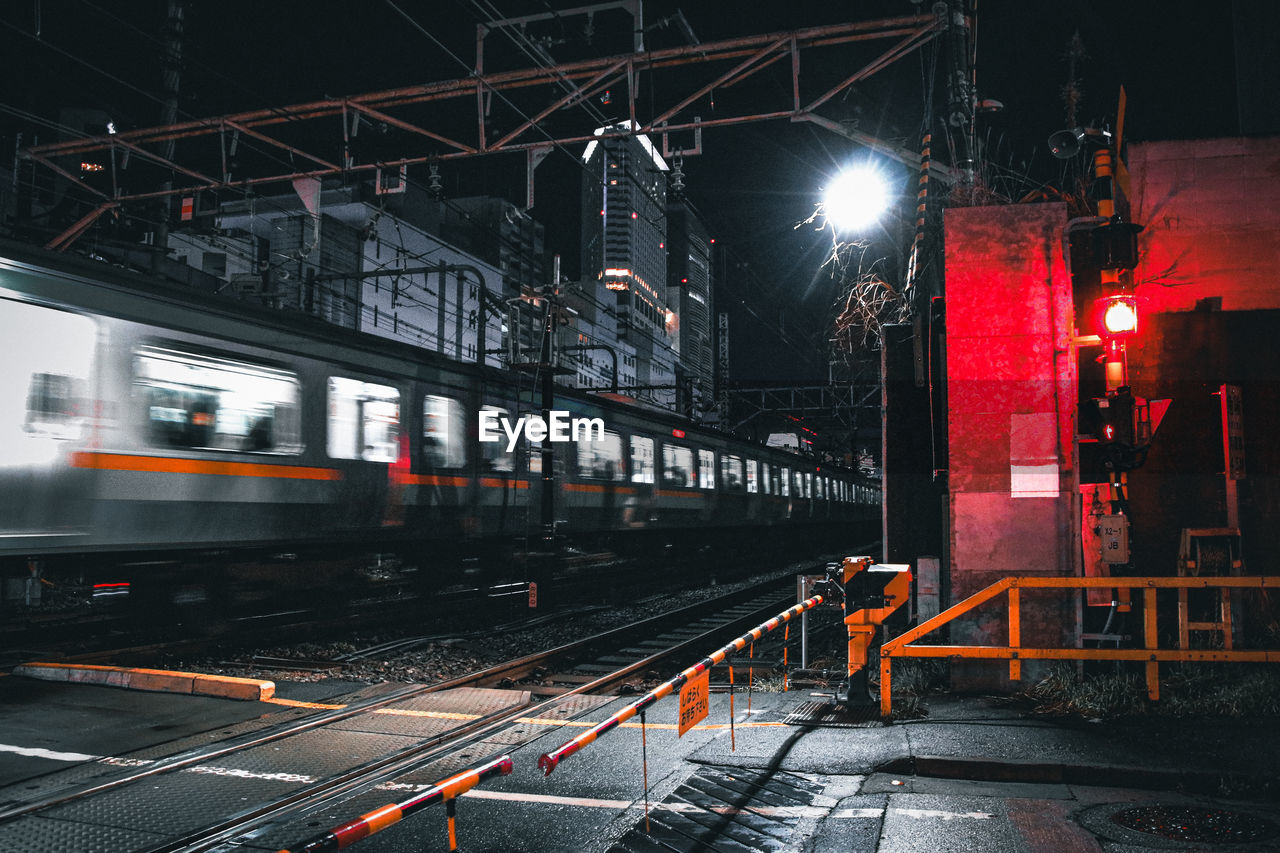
<box><xmin>0</xmin><ymin>574</ymin><xmax>827</xmax><ymax>853</ymax></box>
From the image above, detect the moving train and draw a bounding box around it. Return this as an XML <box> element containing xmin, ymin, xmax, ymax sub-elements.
<box><xmin>0</xmin><ymin>239</ymin><xmax>879</xmax><ymax>604</ymax></box>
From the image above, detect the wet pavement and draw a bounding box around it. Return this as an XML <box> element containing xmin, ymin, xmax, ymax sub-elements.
<box><xmin>0</xmin><ymin>672</ymin><xmax>1277</xmax><ymax>852</ymax></box>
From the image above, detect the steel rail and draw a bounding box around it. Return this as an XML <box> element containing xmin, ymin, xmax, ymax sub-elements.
<box><xmin>0</xmin><ymin>683</ymin><xmax>432</xmax><ymax>822</ymax></box>
<box><xmin>149</xmin><ymin>580</ymin><xmax>810</xmax><ymax>852</ymax></box>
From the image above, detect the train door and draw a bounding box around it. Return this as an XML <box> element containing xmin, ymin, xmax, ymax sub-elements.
<box><xmin>745</xmin><ymin>459</ymin><xmax>760</xmax><ymax>521</ymax></box>
<box><xmin>327</xmin><ymin>375</ymin><xmax>402</xmax><ymax>530</ymax></box>
<box><xmin>628</xmin><ymin>434</ymin><xmax>655</xmax><ymax>527</ymax></box>
<box><xmin>475</xmin><ymin>402</ymin><xmax>533</xmax><ymax>537</ymax></box>
<box><xmin>572</xmin><ymin>429</ymin><xmax>628</xmax><ymax>533</ymax></box>
<box><xmin>0</xmin><ymin>298</ymin><xmax>96</xmax><ymax>560</ymax></box>
<box><xmin>420</xmin><ymin>393</ymin><xmax>469</xmax><ymax>523</ymax></box>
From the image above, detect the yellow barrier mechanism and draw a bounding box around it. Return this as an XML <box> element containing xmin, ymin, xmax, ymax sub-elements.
<box><xmin>878</xmin><ymin>576</ymin><xmax>1280</xmax><ymax>717</ymax></box>
<box><xmin>836</xmin><ymin>556</ymin><xmax>912</xmax><ymax>705</ymax></box>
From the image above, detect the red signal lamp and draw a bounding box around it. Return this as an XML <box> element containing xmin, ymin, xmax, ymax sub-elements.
<box><xmin>1094</xmin><ymin>294</ymin><xmax>1138</xmax><ymax>339</ymax></box>
<box><xmin>671</xmin><ymin>428</ymin><xmax>686</xmax><ymax>439</ymax></box>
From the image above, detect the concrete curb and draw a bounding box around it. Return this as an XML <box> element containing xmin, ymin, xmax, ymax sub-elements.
<box><xmin>880</xmin><ymin>755</ymin><xmax>1280</xmax><ymax>800</ymax></box>
<box><xmin>12</xmin><ymin>662</ymin><xmax>275</xmax><ymax>701</ymax></box>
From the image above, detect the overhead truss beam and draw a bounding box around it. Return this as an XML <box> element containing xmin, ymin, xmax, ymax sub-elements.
<box><xmin>728</xmin><ymin>383</ymin><xmax>880</xmax><ymax>433</ymax></box>
<box><xmin>24</xmin><ymin>12</ymin><xmax>954</xmax><ymax>249</ymax></box>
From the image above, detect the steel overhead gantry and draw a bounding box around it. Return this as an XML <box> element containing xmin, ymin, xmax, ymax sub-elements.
<box><xmin>24</xmin><ymin>11</ymin><xmax>958</xmax><ymax>251</ymax></box>
<box><xmin>727</xmin><ymin>381</ymin><xmax>879</xmax><ymax>450</ymax></box>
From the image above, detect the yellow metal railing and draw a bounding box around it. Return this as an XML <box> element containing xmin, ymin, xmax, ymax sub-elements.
<box><xmin>879</xmin><ymin>576</ymin><xmax>1280</xmax><ymax>717</ymax></box>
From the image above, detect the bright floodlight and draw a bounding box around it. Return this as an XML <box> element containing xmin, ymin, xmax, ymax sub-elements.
<box><xmin>823</xmin><ymin>167</ymin><xmax>889</xmax><ymax>233</ymax></box>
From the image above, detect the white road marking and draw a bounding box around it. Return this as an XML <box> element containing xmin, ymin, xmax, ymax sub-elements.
<box><xmin>187</xmin><ymin>765</ymin><xmax>317</xmax><ymax>784</ymax></box>
<box><xmin>0</xmin><ymin>742</ymin><xmax>993</xmax><ymax>823</ymax></box>
<box><xmin>894</xmin><ymin>807</ymin><xmax>994</xmax><ymax>820</ymax></box>
<box><xmin>0</xmin><ymin>742</ymin><xmax>98</xmax><ymax>762</ymax></box>
<box><xmin>460</xmin><ymin>790</ymin><xmax>989</xmax><ymax>821</ymax></box>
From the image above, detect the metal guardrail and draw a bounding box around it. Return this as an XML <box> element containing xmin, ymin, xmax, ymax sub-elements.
<box><xmin>879</xmin><ymin>576</ymin><xmax>1280</xmax><ymax>717</ymax></box>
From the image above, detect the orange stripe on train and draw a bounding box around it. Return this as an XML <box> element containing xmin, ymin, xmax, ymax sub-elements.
<box><xmin>656</xmin><ymin>488</ymin><xmax>701</xmax><ymax>498</ymax></box>
<box><xmin>479</xmin><ymin>477</ymin><xmax>530</xmax><ymax>489</ymax></box>
<box><xmin>402</xmin><ymin>474</ymin><xmax>471</xmax><ymax>487</ymax></box>
<box><xmin>564</xmin><ymin>483</ymin><xmax>637</xmax><ymax>495</ymax></box>
<box><xmin>69</xmin><ymin>452</ymin><xmax>341</xmax><ymax>481</ymax></box>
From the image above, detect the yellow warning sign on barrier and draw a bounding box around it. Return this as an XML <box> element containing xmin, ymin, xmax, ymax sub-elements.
<box><xmin>677</xmin><ymin>669</ymin><xmax>709</xmax><ymax>737</ymax></box>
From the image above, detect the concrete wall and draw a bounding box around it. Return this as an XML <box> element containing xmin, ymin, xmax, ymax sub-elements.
<box><xmin>943</xmin><ymin>203</ymin><xmax>1078</xmax><ymax>688</ymax></box>
<box><xmin>1128</xmin><ymin>136</ymin><xmax>1280</xmax><ymax>313</ymax></box>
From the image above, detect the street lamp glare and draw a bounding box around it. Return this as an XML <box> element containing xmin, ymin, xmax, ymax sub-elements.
<box><xmin>823</xmin><ymin>167</ymin><xmax>889</xmax><ymax>233</ymax></box>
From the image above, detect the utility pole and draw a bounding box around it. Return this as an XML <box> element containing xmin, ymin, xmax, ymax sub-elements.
<box><xmin>538</xmin><ymin>288</ymin><xmax>556</xmax><ymax>553</ymax></box>
<box><xmin>154</xmin><ymin>0</ymin><xmax>185</xmax><ymax>269</ymax></box>
<box><xmin>519</xmin><ymin>256</ymin><xmax>577</xmax><ymax>605</ymax></box>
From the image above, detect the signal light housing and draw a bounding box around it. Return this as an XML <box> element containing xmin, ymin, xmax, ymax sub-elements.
<box><xmin>1095</xmin><ymin>294</ymin><xmax>1138</xmax><ymax>339</ymax></box>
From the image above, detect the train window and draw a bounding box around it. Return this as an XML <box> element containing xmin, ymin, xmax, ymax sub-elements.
<box><xmin>804</xmin><ymin>472</ymin><xmax>813</xmax><ymax>499</ymax></box>
<box><xmin>327</xmin><ymin>377</ymin><xmax>399</xmax><ymax>462</ymax></box>
<box><xmin>578</xmin><ymin>430</ymin><xmax>625</xmax><ymax>480</ymax></box>
<box><xmin>791</xmin><ymin>470</ymin><xmax>803</xmax><ymax>498</ymax></box>
<box><xmin>479</xmin><ymin>405</ymin><xmax>514</xmax><ymax>472</ymax></box>
<box><xmin>630</xmin><ymin>435</ymin><xmax>655</xmax><ymax>484</ymax></box>
<box><xmin>762</xmin><ymin>462</ymin><xmax>772</xmax><ymax>496</ymax></box>
<box><xmin>423</xmin><ymin>395</ymin><xmax>465</xmax><ymax>468</ymax></box>
<box><xmin>779</xmin><ymin>466</ymin><xmax>790</xmax><ymax>497</ymax></box>
<box><xmin>698</xmin><ymin>449</ymin><xmax>716</xmax><ymax>490</ymax></box>
<box><xmin>746</xmin><ymin>459</ymin><xmax>759</xmax><ymax>494</ymax></box>
<box><xmin>3</xmin><ymin>300</ymin><xmax>95</xmax><ymax>450</ymax></box>
<box><xmin>661</xmin><ymin>443</ymin><xmax>695</xmax><ymax>487</ymax></box>
<box><xmin>135</xmin><ymin>347</ymin><xmax>301</xmax><ymax>454</ymax></box>
<box><xmin>25</xmin><ymin>372</ymin><xmax>87</xmax><ymax>440</ymax></box>
<box><xmin>721</xmin><ymin>455</ymin><xmax>744</xmax><ymax>490</ymax></box>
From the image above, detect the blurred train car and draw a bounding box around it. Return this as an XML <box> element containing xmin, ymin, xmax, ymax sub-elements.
<box><xmin>0</xmin><ymin>240</ymin><xmax>879</xmax><ymax>606</ymax></box>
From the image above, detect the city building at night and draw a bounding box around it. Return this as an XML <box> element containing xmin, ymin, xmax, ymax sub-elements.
<box><xmin>580</xmin><ymin>122</ymin><xmax>680</xmax><ymax>410</ymax></box>
<box><xmin>665</xmin><ymin>199</ymin><xmax>716</xmax><ymax>419</ymax></box>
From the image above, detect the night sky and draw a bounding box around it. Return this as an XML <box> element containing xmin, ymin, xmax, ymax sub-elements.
<box><xmin>0</xmin><ymin>1</ymin><xmax>1245</xmax><ymax>381</ymax></box>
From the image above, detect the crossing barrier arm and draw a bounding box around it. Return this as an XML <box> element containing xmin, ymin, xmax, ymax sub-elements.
<box><xmin>537</xmin><ymin>594</ymin><xmax>825</xmax><ymax>776</ymax></box>
<box><xmin>279</xmin><ymin>754</ymin><xmax>513</xmax><ymax>852</ymax></box>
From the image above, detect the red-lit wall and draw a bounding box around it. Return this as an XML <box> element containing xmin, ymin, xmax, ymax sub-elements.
<box><xmin>1128</xmin><ymin>137</ymin><xmax>1280</xmax><ymax>313</ymax></box>
<box><xmin>943</xmin><ymin>203</ymin><xmax>1078</xmax><ymax>686</ymax></box>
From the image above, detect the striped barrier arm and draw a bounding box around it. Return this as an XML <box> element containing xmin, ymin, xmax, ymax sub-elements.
<box><xmin>279</xmin><ymin>754</ymin><xmax>513</xmax><ymax>853</ymax></box>
<box><xmin>537</xmin><ymin>594</ymin><xmax>825</xmax><ymax>776</ymax></box>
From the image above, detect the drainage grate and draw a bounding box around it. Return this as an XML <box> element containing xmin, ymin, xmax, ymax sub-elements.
<box><xmin>783</xmin><ymin>700</ymin><xmax>884</xmax><ymax>728</ymax></box>
<box><xmin>1110</xmin><ymin>805</ymin><xmax>1280</xmax><ymax>845</ymax></box>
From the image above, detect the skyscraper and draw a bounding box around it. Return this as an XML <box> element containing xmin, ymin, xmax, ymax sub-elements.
<box><xmin>580</xmin><ymin>122</ymin><xmax>679</xmax><ymax>409</ymax></box>
<box><xmin>666</xmin><ymin>200</ymin><xmax>715</xmax><ymax>418</ymax></box>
